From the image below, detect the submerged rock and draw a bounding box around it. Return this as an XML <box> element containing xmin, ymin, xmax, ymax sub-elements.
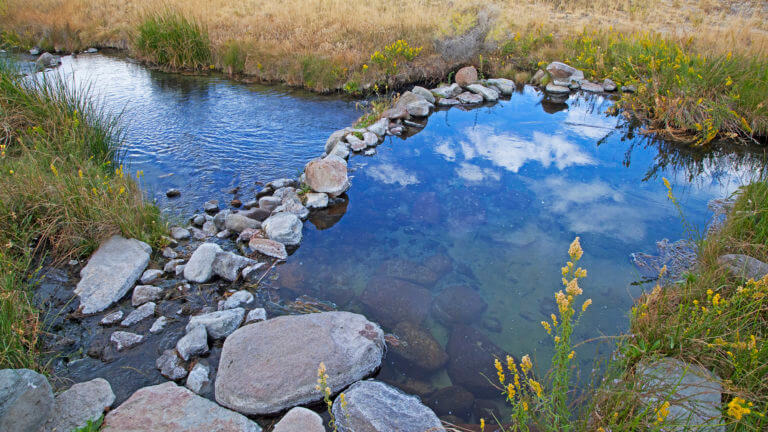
<box><xmin>432</xmin><ymin>285</ymin><xmax>487</xmax><ymax>325</ymax></box>
<box><xmin>215</xmin><ymin>311</ymin><xmax>385</xmax><ymax>415</ymax></box>
<box><xmin>102</xmin><ymin>382</ymin><xmax>262</xmax><ymax>432</ymax></box>
<box><xmin>375</xmin><ymin>258</ymin><xmax>439</xmax><ymax>286</ymax></box>
<box><xmin>120</xmin><ymin>302</ymin><xmax>155</xmax><ymax>327</ymax></box>
<box><xmin>262</xmin><ymin>212</ymin><xmax>303</xmax><ymax>246</ymax></box>
<box><xmin>74</xmin><ymin>235</ymin><xmax>151</xmax><ymax>314</ymax></box>
<box><xmin>446</xmin><ymin>325</ymin><xmax>509</xmax><ymax>397</ymax></box>
<box><xmin>156</xmin><ymin>349</ymin><xmax>187</xmax><ymax>381</ymax></box>
<box><xmin>45</xmin><ymin>378</ymin><xmax>115</xmax><ymax>432</ymax></box>
<box><xmin>0</xmin><ymin>368</ymin><xmax>54</xmax><ymax>432</ymax></box>
<box><xmin>332</xmin><ymin>380</ymin><xmax>444</xmax><ymax>432</ymax></box>
<box><xmin>273</xmin><ymin>407</ymin><xmax>324</xmax><ymax>432</ymax></box>
<box><xmin>184</xmin><ymin>243</ymin><xmax>223</xmax><ymax>283</ymax></box>
<box><xmin>390</xmin><ymin>321</ymin><xmax>448</xmax><ymax>372</ymax></box>
<box><xmin>425</xmin><ymin>385</ymin><xmax>474</xmax><ymax>420</ymax></box>
<box><xmin>361</xmin><ymin>276</ymin><xmax>432</xmax><ymax>327</ymax></box>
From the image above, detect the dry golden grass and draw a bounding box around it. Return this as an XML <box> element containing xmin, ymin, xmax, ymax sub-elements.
<box><xmin>3</xmin><ymin>0</ymin><xmax>767</xmax><ymax>84</ymax></box>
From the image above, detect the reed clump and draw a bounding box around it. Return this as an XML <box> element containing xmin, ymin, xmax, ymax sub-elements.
<box><xmin>134</xmin><ymin>11</ymin><xmax>212</xmax><ymax>70</ymax></box>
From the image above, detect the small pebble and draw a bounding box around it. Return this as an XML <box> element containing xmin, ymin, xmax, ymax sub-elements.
<box><xmin>166</xmin><ymin>188</ymin><xmax>181</xmax><ymax>198</ymax></box>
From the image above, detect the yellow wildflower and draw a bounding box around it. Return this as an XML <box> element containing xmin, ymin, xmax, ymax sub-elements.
<box><xmin>118</xmin><ymin>186</ymin><xmax>125</xmax><ymax>196</ymax></box>
<box><xmin>522</xmin><ymin>401</ymin><xmax>528</xmax><ymax>411</ymax></box>
<box><xmin>495</xmin><ymin>358</ymin><xmax>505</xmax><ymax>384</ymax></box>
<box><xmin>529</xmin><ymin>379</ymin><xmax>543</xmax><ymax>397</ymax></box>
<box><xmin>566</xmin><ymin>278</ymin><xmax>582</xmax><ymax>296</ymax></box>
<box><xmin>582</xmin><ymin>299</ymin><xmax>592</xmax><ymax>312</ymax></box>
<box><xmin>555</xmin><ymin>291</ymin><xmax>569</xmax><ymax>314</ymax></box>
<box><xmin>550</xmin><ymin>314</ymin><xmax>558</xmax><ymax>326</ymax></box>
<box><xmin>506</xmin><ymin>355</ymin><xmax>517</xmax><ymax>375</ymax></box>
<box><xmin>554</xmin><ymin>336</ymin><xmax>561</xmax><ymax>343</ymax></box>
<box><xmin>568</xmin><ymin>237</ymin><xmax>583</xmax><ymax>260</ymax></box>
<box><xmin>727</xmin><ymin>397</ymin><xmax>751</xmax><ymax>420</ymax></box>
<box><xmin>541</xmin><ymin>321</ymin><xmax>551</xmax><ymax>334</ymax></box>
<box><xmin>506</xmin><ymin>383</ymin><xmax>516</xmax><ymax>398</ymax></box>
<box><xmin>521</xmin><ymin>355</ymin><xmax>532</xmax><ymax>373</ymax></box>
<box><xmin>568</xmin><ymin>351</ymin><xmax>575</xmax><ymax>359</ymax></box>
<box><xmin>480</xmin><ymin>418</ymin><xmax>485</xmax><ymax>431</ymax></box>
<box><xmin>654</xmin><ymin>401</ymin><xmax>670</xmax><ymax>425</ymax></box>
<box><xmin>50</xmin><ymin>163</ymin><xmax>58</xmax><ymax>177</ymax></box>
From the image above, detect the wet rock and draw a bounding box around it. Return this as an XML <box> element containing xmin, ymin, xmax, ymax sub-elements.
<box><xmin>424</xmin><ymin>253</ymin><xmax>454</xmax><ymax>275</ymax></box>
<box><xmin>262</xmin><ymin>212</ymin><xmax>303</xmax><ymax>246</ymax></box>
<box><xmin>481</xmin><ymin>316</ymin><xmax>502</xmax><ymax>333</ymax></box>
<box><xmin>132</xmin><ymin>285</ymin><xmax>163</xmax><ymax>306</ymax></box>
<box><xmin>433</xmin><ymin>285</ymin><xmax>487</xmax><ymax>325</ymax></box>
<box><xmin>636</xmin><ymin>358</ymin><xmax>723</xmax><ymax>431</ymax></box>
<box><xmin>580</xmin><ymin>81</ymin><xmax>604</xmax><ymax>92</ymax></box>
<box><xmin>305</xmin><ymin>192</ymin><xmax>329</xmax><ymax>209</ymax></box>
<box><xmin>184</xmin><ymin>243</ymin><xmax>223</xmax><ymax>283</ymax></box>
<box><xmin>213</xmin><ymin>209</ymin><xmax>230</xmax><ymax>230</ymax></box>
<box><xmin>455</xmin><ymin>66</ymin><xmax>478</xmax><ymax>87</ymax></box>
<box><xmin>0</xmin><ymin>368</ymin><xmax>54</xmax><ymax>432</ymax></box>
<box><xmin>328</xmin><ymin>141</ymin><xmax>350</xmax><ymax>159</ymax></box>
<box><xmin>361</xmin><ymin>276</ymin><xmax>432</xmax><ymax>326</ymax></box>
<box><xmin>436</xmin><ymin>97</ymin><xmax>460</xmax><ymax>106</ymax></box>
<box><xmin>213</xmin><ymin>251</ymin><xmax>256</xmax><ymax>282</ymax></box>
<box><xmin>467</xmin><ymin>84</ymin><xmax>499</xmax><ymax>101</ymax></box>
<box><xmin>267</xmin><ymin>178</ymin><xmax>299</xmax><ymax>189</ymax></box>
<box><xmin>237</xmin><ymin>228</ymin><xmax>257</xmax><ymax>243</ymax></box>
<box><xmin>224</xmin><ymin>213</ymin><xmax>260</xmax><ymax>233</ymax></box>
<box><xmin>170</xmin><ymin>227</ymin><xmax>191</xmax><ymax>240</ymax></box>
<box><xmin>273</xmin><ymin>407</ymin><xmax>324</xmax><ymax>432</ymax></box>
<box><xmin>156</xmin><ymin>349</ymin><xmax>187</xmax><ymax>380</ymax></box>
<box><xmin>375</xmin><ymin>258</ymin><xmax>440</xmax><ymax>286</ymax></box>
<box><xmin>474</xmin><ymin>399</ymin><xmax>501</xmax><ymax>422</ymax></box>
<box><xmin>241</xmin><ymin>263</ymin><xmax>265</xmax><ymax>281</ymax></box>
<box><xmin>102</xmin><ymin>382</ymin><xmax>262</xmax><ymax>432</ymax></box>
<box><xmin>545</xmin><ymin>83</ymin><xmax>570</xmax><ymax>94</ymax></box>
<box><xmin>219</xmin><ymin>290</ymin><xmax>254</xmax><ymax>310</ymax></box>
<box><xmin>390</xmin><ymin>321</ymin><xmax>448</xmax><ymax>372</ymax></box>
<box><xmin>485</xmin><ymin>78</ymin><xmax>515</xmax><ymax>95</ymax></box>
<box><xmin>245</xmin><ymin>308</ymin><xmax>267</xmax><ymax>323</ymax></box>
<box><xmin>192</xmin><ymin>214</ymin><xmax>206</xmax><ymax>227</ymax></box>
<box><xmin>45</xmin><ymin>378</ymin><xmax>115</xmax><ymax>432</ymax></box>
<box><xmin>447</xmin><ymin>325</ymin><xmax>509</xmax><ymax>397</ymax></box>
<box><xmin>367</xmin><ymin>118</ymin><xmax>389</xmax><ymax>137</ymax></box>
<box><xmin>215</xmin><ymin>311</ymin><xmax>385</xmax><ymax>415</ymax></box>
<box><xmin>230</xmin><ymin>199</ymin><xmax>242</xmax><ymax>208</ymax></box>
<box><xmin>325</xmin><ymin>129</ymin><xmax>351</xmax><ymax>154</ymax></box>
<box><xmin>150</xmin><ymin>316</ymin><xmax>168</xmax><ymax>334</ymax></box>
<box><xmin>203</xmin><ymin>200</ymin><xmax>219</xmax><ymax>214</ymax></box>
<box><xmin>717</xmin><ymin>254</ymin><xmax>768</xmax><ymax>281</ymax></box>
<box><xmin>248</xmin><ymin>237</ymin><xmax>288</xmax><ymax>260</ymax></box>
<box><xmin>363</xmin><ymin>131</ymin><xmax>379</xmax><ymax>148</ymax></box>
<box><xmin>406</xmin><ymin>99</ymin><xmax>433</xmax><ymax>117</ymax></box>
<box><xmin>186</xmin><ymin>308</ymin><xmax>245</xmax><ymax>339</ymax></box>
<box><xmin>110</xmin><ymin>331</ymin><xmax>144</xmax><ymax>351</ymax></box>
<box><xmin>632</xmin><ymin>239</ymin><xmax>697</xmax><ymax>280</ymax></box>
<box><xmin>202</xmin><ymin>220</ymin><xmax>217</xmax><ymax>236</ymax></box>
<box><xmin>100</xmin><ymin>310</ymin><xmax>124</xmax><ymax>325</ymax></box>
<box><xmin>185</xmin><ymin>362</ymin><xmax>210</xmax><ymax>394</ymax></box>
<box><xmin>364</xmin><ymin>149</ymin><xmax>376</xmax><ymax>156</ymax></box>
<box><xmin>75</xmin><ymin>235</ymin><xmax>151</xmax><ymax>314</ymax></box>
<box><xmin>164</xmin><ymin>259</ymin><xmax>184</xmax><ymax>274</ymax></box>
<box><xmin>347</xmin><ymin>134</ymin><xmax>366</xmax><ymax>152</ymax></box>
<box><xmin>241</xmin><ymin>206</ymin><xmax>272</xmax><ymax>222</ymax></box>
<box><xmin>425</xmin><ymin>386</ymin><xmax>474</xmax><ymax>420</ymax></box>
<box><xmin>36</xmin><ymin>52</ymin><xmax>60</xmax><ymax>69</ymax></box>
<box><xmin>121</xmin><ymin>302</ymin><xmax>156</xmax><ymax>327</ymax></box>
<box><xmin>457</xmin><ymin>91</ymin><xmax>483</xmax><ymax>104</ymax></box>
<box><xmin>161</xmin><ymin>246</ymin><xmax>178</xmax><ymax>259</ymax></box>
<box><xmin>177</xmin><ymin>324</ymin><xmax>209</xmax><ymax>361</ymax></box>
<box><xmin>332</xmin><ymin>380</ymin><xmax>444</xmax><ymax>432</ymax></box>
<box><xmin>274</xmin><ymin>196</ymin><xmax>310</xmax><ymax>220</ymax></box>
<box><xmin>546</xmin><ymin>61</ymin><xmax>583</xmax><ymax>81</ymax></box>
<box><xmin>175</xmin><ymin>264</ymin><xmax>186</xmax><ymax>277</ymax></box>
<box><xmin>411</xmin><ymin>86</ymin><xmax>436</xmax><ymax>104</ymax></box>
<box><xmin>30</xmin><ymin>47</ymin><xmax>40</xmax><ymax>55</ymax></box>
<box><xmin>432</xmin><ymin>83</ymin><xmax>462</xmax><ymax>98</ymax></box>
<box><xmin>603</xmin><ymin>78</ymin><xmax>617</xmax><ymax>91</ymax></box>
<box><xmin>166</xmin><ymin>188</ymin><xmax>181</xmax><ymax>198</ymax></box>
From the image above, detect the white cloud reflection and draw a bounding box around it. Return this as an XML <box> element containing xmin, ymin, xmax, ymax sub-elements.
<box><xmin>367</xmin><ymin>163</ymin><xmax>419</xmax><ymax>186</ymax></box>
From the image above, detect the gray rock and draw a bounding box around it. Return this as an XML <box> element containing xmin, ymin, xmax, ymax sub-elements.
<box><xmin>45</xmin><ymin>378</ymin><xmax>114</xmax><ymax>432</ymax></box>
<box><xmin>85</xmin><ymin>47</ymin><xmax>98</xmax><ymax>53</ymax></box>
<box><xmin>185</xmin><ymin>362</ymin><xmax>210</xmax><ymax>395</ymax></box>
<box><xmin>362</xmin><ymin>131</ymin><xmax>379</xmax><ymax>148</ymax></box>
<box><xmin>273</xmin><ymin>187</ymin><xmax>296</xmax><ymax>201</ymax></box>
<box><xmin>405</xmin><ymin>99</ymin><xmax>433</xmax><ymax>117</ymax></box>
<box><xmin>267</xmin><ymin>178</ymin><xmax>299</xmax><ymax>189</ymax></box>
<box><xmin>241</xmin><ymin>263</ymin><xmax>265</xmax><ymax>281</ymax></box>
<box><xmin>102</xmin><ymin>382</ymin><xmax>261</xmax><ymax>432</ymax></box>
<box><xmin>161</xmin><ymin>246</ymin><xmax>178</xmax><ymax>259</ymax></box>
<box><xmin>636</xmin><ymin>358</ymin><xmax>723</xmax><ymax>431</ymax></box>
<box><xmin>546</xmin><ymin>61</ymin><xmax>583</xmax><ymax>81</ymax></box>
<box><xmin>164</xmin><ymin>258</ymin><xmax>184</xmax><ymax>274</ymax></box>
<box><xmin>364</xmin><ymin>149</ymin><xmax>376</xmax><ymax>156</ymax></box>
<box><xmin>192</xmin><ymin>214</ymin><xmax>206</xmax><ymax>227</ymax></box>
<box><xmin>156</xmin><ymin>349</ymin><xmax>187</xmax><ymax>380</ymax></box>
<box><xmin>36</xmin><ymin>52</ymin><xmax>60</xmax><ymax>69</ymax></box>
<box><xmin>262</xmin><ymin>213</ymin><xmax>303</xmax><ymax>246</ymax></box>
<box><xmin>190</xmin><ymin>227</ymin><xmax>208</xmax><ymax>240</ymax></box>
<box><xmin>121</xmin><ymin>302</ymin><xmax>156</xmax><ymax>327</ymax></box>
<box><xmin>531</xmin><ymin>69</ymin><xmax>546</xmax><ymax>85</ymax></box>
<box><xmin>332</xmin><ymin>380</ymin><xmax>444</xmax><ymax>432</ymax></box>
<box><xmin>436</xmin><ymin>97</ymin><xmax>460</xmax><ymax>106</ymax></box>
<box><xmin>347</xmin><ymin>135</ymin><xmax>366</xmax><ymax>152</ymax></box>
<box><xmin>213</xmin><ymin>251</ymin><xmax>256</xmax><ymax>282</ymax></box>
<box><xmin>224</xmin><ymin>213</ymin><xmax>260</xmax><ymax>233</ymax></box>
<box><xmin>431</xmin><ymin>83</ymin><xmax>462</xmax><ymax>98</ymax></box>
<box><xmin>100</xmin><ymin>310</ymin><xmax>124</xmax><ymax>325</ymax></box>
<box><xmin>366</xmin><ymin>118</ymin><xmax>389</xmax><ymax>137</ymax></box>
<box><xmin>545</xmin><ymin>83</ymin><xmax>570</xmax><ymax>94</ymax></box>
<box><xmin>327</xmin><ymin>141</ymin><xmax>350</xmax><ymax>159</ymax></box>
<box><xmin>170</xmin><ymin>226</ymin><xmax>190</xmax><ymax>240</ymax></box>
<box><xmin>140</xmin><ymin>268</ymin><xmax>163</xmax><ymax>283</ymax></box>
<box><xmin>30</xmin><ymin>47</ymin><xmax>40</xmax><ymax>55</ymax></box>
<box><xmin>603</xmin><ymin>78</ymin><xmax>617</xmax><ymax>91</ymax></box>
<box><xmin>212</xmin><ymin>210</ymin><xmax>231</xmax><ymax>230</ymax></box>
<box><xmin>623</xmin><ymin>84</ymin><xmax>637</xmax><ymax>93</ymax></box>
<box><xmin>273</xmin><ymin>407</ymin><xmax>325</xmax><ymax>432</ymax></box>
<box><xmin>177</xmin><ymin>325</ymin><xmax>209</xmax><ymax>361</ymax></box>
<box><xmin>202</xmin><ymin>220</ymin><xmax>217</xmax><ymax>236</ymax></box>
<box><xmin>325</xmin><ymin>129</ymin><xmax>351</xmax><ymax>154</ymax></box>
<box><xmin>132</xmin><ymin>285</ymin><xmax>163</xmax><ymax>306</ymax></box>
<box><xmin>75</xmin><ymin>235</ymin><xmax>152</xmax><ymax>314</ymax></box>
<box><xmin>245</xmin><ymin>308</ymin><xmax>267</xmax><ymax>323</ymax></box>
<box><xmin>184</xmin><ymin>243</ymin><xmax>223</xmax><ymax>283</ymax></box>
<box><xmin>467</xmin><ymin>84</ymin><xmax>499</xmax><ymax>101</ymax></box>
<box><xmin>110</xmin><ymin>331</ymin><xmax>144</xmax><ymax>350</ymax></box>
<box><xmin>203</xmin><ymin>200</ymin><xmax>219</xmax><ymax>213</ymax></box>
<box><xmin>411</xmin><ymin>86</ymin><xmax>436</xmax><ymax>103</ymax></box>
<box><xmin>150</xmin><ymin>316</ymin><xmax>168</xmax><ymax>334</ymax></box>
<box><xmin>485</xmin><ymin>78</ymin><xmax>515</xmax><ymax>95</ymax></box>
<box><xmin>457</xmin><ymin>91</ymin><xmax>483</xmax><ymax>104</ymax></box>
<box><xmin>175</xmin><ymin>264</ymin><xmax>186</xmax><ymax>277</ymax></box>
<box><xmin>215</xmin><ymin>311</ymin><xmax>385</xmax><ymax>415</ymax></box>
<box><xmin>248</xmin><ymin>237</ymin><xmax>288</xmax><ymax>259</ymax></box>
<box><xmin>274</xmin><ymin>194</ymin><xmax>309</xmax><ymax>220</ymax></box>
<box><xmin>259</xmin><ymin>196</ymin><xmax>282</xmax><ymax>213</ymax></box>
<box><xmin>580</xmin><ymin>81</ymin><xmax>604</xmax><ymax>92</ymax></box>
<box><xmin>219</xmin><ymin>290</ymin><xmax>254</xmax><ymax>310</ymax></box>
<box><xmin>186</xmin><ymin>308</ymin><xmax>245</xmax><ymax>339</ymax></box>
<box><xmin>0</xmin><ymin>368</ymin><xmax>54</xmax><ymax>432</ymax></box>
<box><xmin>305</xmin><ymin>192</ymin><xmax>329</xmax><ymax>209</ymax></box>
<box><xmin>718</xmin><ymin>254</ymin><xmax>768</xmax><ymax>281</ymax></box>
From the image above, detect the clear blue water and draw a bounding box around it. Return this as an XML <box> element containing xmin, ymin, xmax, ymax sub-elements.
<box><xmin>27</xmin><ymin>53</ymin><xmax>768</xmax><ymax>422</ymax></box>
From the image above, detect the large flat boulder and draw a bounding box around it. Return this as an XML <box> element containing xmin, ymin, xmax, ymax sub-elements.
<box><xmin>331</xmin><ymin>380</ymin><xmax>444</xmax><ymax>432</ymax></box>
<box><xmin>0</xmin><ymin>369</ymin><xmax>54</xmax><ymax>432</ymax></box>
<box><xmin>717</xmin><ymin>254</ymin><xmax>768</xmax><ymax>281</ymax></box>
<box><xmin>215</xmin><ymin>311</ymin><xmax>385</xmax><ymax>415</ymax></box>
<box><xmin>102</xmin><ymin>382</ymin><xmax>261</xmax><ymax>432</ymax></box>
<box><xmin>45</xmin><ymin>378</ymin><xmax>115</xmax><ymax>432</ymax></box>
<box><xmin>75</xmin><ymin>236</ymin><xmax>151</xmax><ymax>313</ymax></box>
<box><xmin>304</xmin><ymin>155</ymin><xmax>350</xmax><ymax>197</ymax></box>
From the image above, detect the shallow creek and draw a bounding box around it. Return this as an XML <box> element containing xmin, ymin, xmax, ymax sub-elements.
<box><xmin>28</xmin><ymin>53</ymin><xmax>768</xmax><ymax>425</ymax></box>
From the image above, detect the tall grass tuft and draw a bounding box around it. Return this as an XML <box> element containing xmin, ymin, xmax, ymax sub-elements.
<box><xmin>0</xmin><ymin>62</ymin><xmax>164</xmax><ymax>369</ymax></box>
<box><xmin>134</xmin><ymin>11</ymin><xmax>212</xmax><ymax>70</ymax></box>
